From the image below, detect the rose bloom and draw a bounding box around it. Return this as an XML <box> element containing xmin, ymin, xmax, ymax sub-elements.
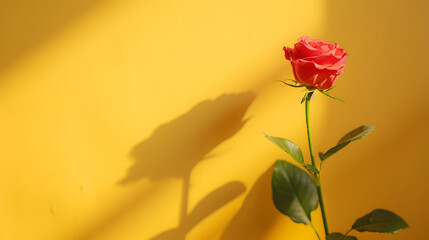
<box><xmin>283</xmin><ymin>36</ymin><xmax>348</xmax><ymax>90</ymax></box>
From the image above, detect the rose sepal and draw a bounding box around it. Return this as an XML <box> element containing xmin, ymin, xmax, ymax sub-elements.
<box><xmin>319</xmin><ymin>89</ymin><xmax>345</xmax><ymax>103</ymax></box>
<box><xmin>278</xmin><ymin>79</ymin><xmax>306</xmax><ymax>88</ymax></box>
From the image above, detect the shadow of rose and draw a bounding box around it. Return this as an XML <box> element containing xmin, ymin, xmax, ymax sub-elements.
<box><xmin>118</xmin><ymin>92</ymin><xmax>256</xmax><ymax>239</ymax></box>
<box><xmin>119</xmin><ymin>92</ymin><xmax>256</xmax><ymax>184</ymax></box>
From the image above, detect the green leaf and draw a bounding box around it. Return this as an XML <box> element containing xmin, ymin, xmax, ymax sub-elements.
<box><xmin>272</xmin><ymin>160</ymin><xmax>319</xmax><ymax>225</ymax></box>
<box><xmin>301</xmin><ymin>92</ymin><xmax>309</xmax><ymax>104</ymax></box>
<box><xmin>304</xmin><ymin>164</ymin><xmax>319</xmax><ymax>174</ymax></box>
<box><xmin>352</xmin><ymin>209</ymin><xmax>408</xmax><ymax>233</ymax></box>
<box><xmin>327</xmin><ymin>233</ymin><xmax>357</xmax><ymax>240</ymax></box>
<box><xmin>321</xmin><ymin>125</ymin><xmax>376</xmax><ymax>161</ymax></box>
<box><xmin>265</xmin><ymin>135</ymin><xmax>304</xmax><ymax>166</ymax></box>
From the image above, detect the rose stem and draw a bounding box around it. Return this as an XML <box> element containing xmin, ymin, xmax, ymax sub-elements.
<box><xmin>305</xmin><ymin>91</ymin><xmax>329</xmax><ymax>236</ymax></box>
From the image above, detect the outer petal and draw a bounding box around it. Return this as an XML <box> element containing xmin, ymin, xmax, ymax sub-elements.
<box><xmin>328</xmin><ymin>53</ymin><xmax>348</xmax><ymax>71</ymax></box>
<box><xmin>283</xmin><ymin>46</ymin><xmax>296</xmax><ymax>61</ymax></box>
<box><xmin>291</xmin><ymin>59</ymin><xmax>324</xmax><ymax>87</ymax></box>
<box><xmin>314</xmin><ymin>69</ymin><xmax>339</xmax><ymax>90</ymax></box>
<box><xmin>334</xmin><ymin>47</ymin><xmax>346</xmax><ymax>56</ymax></box>
<box><xmin>294</xmin><ymin>42</ymin><xmax>325</xmax><ymax>58</ymax></box>
<box><xmin>299</xmin><ymin>36</ymin><xmax>329</xmax><ymax>46</ymax></box>
<box><xmin>298</xmin><ymin>36</ymin><xmax>332</xmax><ymax>53</ymax></box>
<box><xmin>298</xmin><ymin>36</ymin><xmax>311</xmax><ymax>42</ymax></box>
<box><xmin>303</xmin><ymin>49</ymin><xmax>339</xmax><ymax>66</ymax></box>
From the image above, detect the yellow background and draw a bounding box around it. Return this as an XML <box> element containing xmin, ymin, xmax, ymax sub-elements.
<box><xmin>0</xmin><ymin>0</ymin><xmax>428</xmax><ymax>239</ymax></box>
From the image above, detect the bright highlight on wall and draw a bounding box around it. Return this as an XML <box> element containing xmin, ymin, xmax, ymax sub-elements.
<box><xmin>0</xmin><ymin>0</ymin><xmax>326</xmax><ymax>239</ymax></box>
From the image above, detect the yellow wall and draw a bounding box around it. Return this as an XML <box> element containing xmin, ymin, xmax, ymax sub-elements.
<box><xmin>0</xmin><ymin>0</ymin><xmax>426</xmax><ymax>240</ymax></box>
<box><xmin>319</xmin><ymin>1</ymin><xmax>429</xmax><ymax>240</ymax></box>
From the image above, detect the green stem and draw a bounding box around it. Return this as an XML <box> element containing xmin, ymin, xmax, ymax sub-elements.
<box><xmin>345</xmin><ymin>229</ymin><xmax>353</xmax><ymax>235</ymax></box>
<box><xmin>305</xmin><ymin>92</ymin><xmax>317</xmax><ymax>167</ymax></box>
<box><xmin>316</xmin><ymin>180</ymin><xmax>329</xmax><ymax>235</ymax></box>
<box><xmin>305</xmin><ymin>91</ymin><xmax>329</xmax><ymax>236</ymax></box>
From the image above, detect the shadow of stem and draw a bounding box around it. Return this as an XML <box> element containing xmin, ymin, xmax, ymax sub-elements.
<box><xmin>151</xmin><ymin>181</ymin><xmax>246</xmax><ymax>240</ymax></box>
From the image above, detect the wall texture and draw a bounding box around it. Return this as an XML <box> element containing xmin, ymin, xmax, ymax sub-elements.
<box><xmin>0</xmin><ymin>0</ymin><xmax>427</xmax><ymax>239</ymax></box>
<box><xmin>320</xmin><ymin>1</ymin><xmax>429</xmax><ymax>240</ymax></box>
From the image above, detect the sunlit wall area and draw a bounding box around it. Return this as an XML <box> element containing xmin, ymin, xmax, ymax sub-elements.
<box><xmin>316</xmin><ymin>1</ymin><xmax>429</xmax><ymax>240</ymax></box>
<box><xmin>0</xmin><ymin>1</ymin><xmax>328</xmax><ymax>240</ymax></box>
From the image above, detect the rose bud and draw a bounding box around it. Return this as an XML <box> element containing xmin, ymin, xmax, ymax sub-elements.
<box><xmin>283</xmin><ymin>36</ymin><xmax>348</xmax><ymax>90</ymax></box>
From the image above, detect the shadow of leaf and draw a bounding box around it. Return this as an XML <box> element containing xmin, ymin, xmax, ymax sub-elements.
<box><xmin>150</xmin><ymin>181</ymin><xmax>246</xmax><ymax>240</ymax></box>
<box><xmin>220</xmin><ymin>165</ymin><xmax>281</xmax><ymax>240</ymax></box>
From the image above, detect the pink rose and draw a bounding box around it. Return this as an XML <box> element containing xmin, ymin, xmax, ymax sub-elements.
<box><xmin>283</xmin><ymin>36</ymin><xmax>348</xmax><ymax>90</ymax></box>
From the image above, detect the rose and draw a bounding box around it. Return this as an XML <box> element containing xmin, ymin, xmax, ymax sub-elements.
<box><xmin>283</xmin><ymin>36</ymin><xmax>348</xmax><ymax>90</ymax></box>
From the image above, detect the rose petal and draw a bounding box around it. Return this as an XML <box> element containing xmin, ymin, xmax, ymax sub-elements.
<box><xmin>294</xmin><ymin>42</ymin><xmax>325</xmax><ymax>58</ymax></box>
<box><xmin>314</xmin><ymin>69</ymin><xmax>338</xmax><ymax>90</ymax></box>
<box><xmin>283</xmin><ymin>46</ymin><xmax>296</xmax><ymax>61</ymax></box>
<box><xmin>298</xmin><ymin>36</ymin><xmax>311</xmax><ymax>42</ymax></box>
<box><xmin>291</xmin><ymin>59</ymin><xmax>325</xmax><ymax>86</ymax></box>
<box><xmin>335</xmin><ymin>47</ymin><xmax>345</xmax><ymax>56</ymax></box>
<box><xmin>302</xmin><ymin>36</ymin><xmax>326</xmax><ymax>46</ymax></box>
<box><xmin>303</xmin><ymin>49</ymin><xmax>339</xmax><ymax>66</ymax></box>
<box><xmin>318</xmin><ymin>44</ymin><xmax>332</xmax><ymax>52</ymax></box>
<box><xmin>304</xmin><ymin>36</ymin><xmax>332</xmax><ymax>50</ymax></box>
<box><xmin>309</xmin><ymin>41</ymin><xmax>320</xmax><ymax>48</ymax></box>
<box><xmin>328</xmin><ymin>53</ymin><xmax>348</xmax><ymax>71</ymax></box>
<box><xmin>285</xmin><ymin>36</ymin><xmax>348</xmax><ymax>89</ymax></box>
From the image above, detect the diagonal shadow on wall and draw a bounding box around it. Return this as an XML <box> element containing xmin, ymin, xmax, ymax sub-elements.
<box><xmin>73</xmin><ymin>92</ymin><xmax>255</xmax><ymax>239</ymax></box>
<box><xmin>150</xmin><ymin>181</ymin><xmax>246</xmax><ymax>240</ymax></box>
<box><xmin>0</xmin><ymin>0</ymin><xmax>107</xmax><ymax>75</ymax></box>
<box><xmin>119</xmin><ymin>92</ymin><xmax>255</xmax><ymax>239</ymax></box>
<box><xmin>120</xmin><ymin>92</ymin><xmax>256</xmax><ymax>184</ymax></box>
<box><xmin>220</xmin><ymin>164</ymin><xmax>283</xmax><ymax>240</ymax></box>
